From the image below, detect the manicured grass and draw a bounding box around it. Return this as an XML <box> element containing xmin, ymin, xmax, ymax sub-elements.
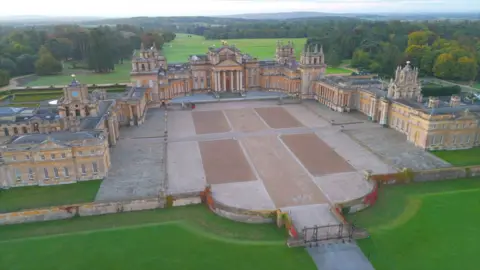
<box><xmin>0</xmin><ymin>180</ymin><xmax>102</xmax><ymax>213</ymax></box>
<box><xmin>163</xmin><ymin>33</ymin><xmax>307</xmax><ymax>62</ymax></box>
<box><xmin>432</xmin><ymin>147</ymin><xmax>480</xmax><ymax>166</ymax></box>
<box><xmin>474</xmin><ymin>82</ymin><xmax>480</xmax><ymax>89</ymax></box>
<box><xmin>347</xmin><ymin>178</ymin><xmax>480</xmax><ymax>270</ymax></box>
<box><xmin>0</xmin><ymin>205</ymin><xmax>316</xmax><ymax>270</ymax></box>
<box><xmin>325</xmin><ymin>67</ymin><xmax>352</xmax><ymax>74</ymax></box>
<box><xmin>25</xmin><ymin>61</ymin><xmax>132</xmax><ymax>87</ymax></box>
<box><xmin>13</xmin><ymin>93</ymin><xmax>61</xmax><ymax>102</ymax></box>
<box><xmin>164</xmin><ymin>34</ymin><xmax>352</xmax><ymax>74</ymax></box>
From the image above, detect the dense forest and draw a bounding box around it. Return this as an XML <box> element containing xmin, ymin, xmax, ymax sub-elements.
<box><xmin>0</xmin><ymin>24</ymin><xmax>175</xmax><ymax>86</ymax></box>
<box><xmin>187</xmin><ymin>19</ymin><xmax>480</xmax><ymax>82</ymax></box>
<box><xmin>0</xmin><ymin>16</ymin><xmax>479</xmax><ymax>87</ymax></box>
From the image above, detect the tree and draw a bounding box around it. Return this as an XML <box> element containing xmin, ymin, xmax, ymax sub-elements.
<box><xmin>45</xmin><ymin>37</ymin><xmax>73</xmax><ymax>61</ymax></box>
<box><xmin>433</xmin><ymin>53</ymin><xmax>455</xmax><ymax>79</ymax></box>
<box><xmin>16</xmin><ymin>54</ymin><xmax>37</xmax><ymax>75</ymax></box>
<box><xmin>35</xmin><ymin>46</ymin><xmax>62</xmax><ymax>75</ymax></box>
<box><xmin>0</xmin><ymin>69</ymin><xmax>9</xmax><ymax>87</ymax></box>
<box><xmin>87</xmin><ymin>28</ymin><xmax>115</xmax><ymax>73</ymax></box>
<box><xmin>455</xmin><ymin>56</ymin><xmax>477</xmax><ymax>81</ymax></box>
<box><xmin>0</xmin><ymin>57</ymin><xmax>17</xmax><ymax>76</ymax></box>
<box><xmin>351</xmin><ymin>49</ymin><xmax>371</xmax><ymax>69</ymax></box>
<box><xmin>407</xmin><ymin>31</ymin><xmax>436</xmax><ymax>47</ymax></box>
<box><xmin>325</xmin><ymin>49</ymin><xmax>341</xmax><ymax>67</ymax></box>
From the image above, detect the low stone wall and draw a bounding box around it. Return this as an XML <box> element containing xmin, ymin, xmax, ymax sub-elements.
<box><xmin>211</xmin><ymin>200</ymin><xmax>274</xmax><ymax>224</ymax></box>
<box><xmin>0</xmin><ymin>197</ymin><xmax>165</xmax><ymax>226</ymax></box>
<box><xmin>370</xmin><ymin>165</ymin><xmax>480</xmax><ymax>184</ymax></box>
<box><xmin>170</xmin><ymin>191</ymin><xmax>202</xmax><ymax>207</ymax></box>
<box><xmin>201</xmin><ymin>186</ymin><xmax>275</xmax><ymax>224</ymax></box>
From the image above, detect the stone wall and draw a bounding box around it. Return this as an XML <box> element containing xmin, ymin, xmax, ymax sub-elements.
<box><xmin>170</xmin><ymin>191</ymin><xmax>202</xmax><ymax>207</ymax></box>
<box><xmin>369</xmin><ymin>165</ymin><xmax>480</xmax><ymax>184</ymax></box>
<box><xmin>210</xmin><ymin>197</ymin><xmax>275</xmax><ymax>224</ymax></box>
<box><xmin>0</xmin><ymin>197</ymin><xmax>165</xmax><ymax>226</ymax></box>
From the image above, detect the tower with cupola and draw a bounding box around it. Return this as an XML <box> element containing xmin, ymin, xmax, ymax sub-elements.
<box><xmin>387</xmin><ymin>61</ymin><xmax>422</xmax><ymax>100</ymax></box>
<box><xmin>299</xmin><ymin>43</ymin><xmax>327</xmax><ymax>97</ymax></box>
<box><xmin>58</xmin><ymin>75</ymin><xmax>98</xmax><ymax>119</ymax></box>
<box><xmin>275</xmin><ymin>40</ymin><xmax>296</xmax><ymax>65</ymax></box>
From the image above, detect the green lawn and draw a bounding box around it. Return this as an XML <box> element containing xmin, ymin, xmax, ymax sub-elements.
<box><xmin>0</xmin><ymin>205</ymin><xmax>316</xmax><ymax>270</ymax></box>
<box><xmin>25</xmin><ymin>61</ymin><xmax>132</xmax><ymax>87</ymax></box>
<box><xmin>348</xmin><ymin>178</ymin><xmax>480</xmax><ymax>270</ymax></box>
<box><xmin>0</xmin><ymin>180</ymin><xmax>102</xmax><ymax>213</ymax></box>
<box><xmin>474</xmin><ymin>82</ymin><xmax>480</xmax><ymax>89</ymax></box>
<box><xmin>432</xmin><ymin>147</ymin><xmax>480</xmax><ymax>166</ymax></box>
<box><xmin>12</xmin><ymin>93</ymin><xmax>62</xmax><ymax>102</ymax></box>
<box><xmin>164</xmin><ymin>34</ymin><xmax>351</xmax><ymax>74</ymax></box>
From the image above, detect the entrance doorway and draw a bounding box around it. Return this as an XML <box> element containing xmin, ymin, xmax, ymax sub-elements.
<box><xmin>226</xmin><ymin>76</ymin><xmax>231</xmax><ymax>92</ymax></box>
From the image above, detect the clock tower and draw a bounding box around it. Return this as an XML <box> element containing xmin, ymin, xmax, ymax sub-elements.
<box><xmin>58</xmin><ymin>74</ymin><xmax>97</xmax><ymax>118</ymax></box>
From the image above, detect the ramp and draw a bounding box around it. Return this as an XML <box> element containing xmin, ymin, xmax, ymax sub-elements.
<box><xmin>307</xmin><ymin>241</ymin><xmax>375</xmax><ymax>270</ymax></box>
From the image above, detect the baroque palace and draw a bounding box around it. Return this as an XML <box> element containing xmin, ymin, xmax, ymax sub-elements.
<box><xmin>1</xmin><ymin>41</ymin><xmax>479</xmax><ymax>188</ymax></box>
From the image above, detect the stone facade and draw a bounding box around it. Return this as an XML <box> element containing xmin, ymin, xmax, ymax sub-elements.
<box><xmin>313</xmin><ymin>62</ymin><xmax>480</xmax><ymax>151</ymax></box>
<box><xmin>130</xmin><ymin>41</ymin><xmax>326</xmax><ymax>101</ymax></box>
<box><xmin>0</xmin><ymin>77</ymin><xmax>149</xmax><ymax>188</ymax></box>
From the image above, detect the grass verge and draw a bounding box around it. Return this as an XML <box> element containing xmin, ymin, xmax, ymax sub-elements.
<box><xmin>0</xmin><ymin>180</ymin><xmax>102</xmax><ymax>213</ymax></box>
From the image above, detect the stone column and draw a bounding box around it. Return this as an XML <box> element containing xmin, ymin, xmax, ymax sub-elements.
<box><xmin>240</xmin><ymin>71</ymin><xmax>243</xmax><ymax>90</ymax></box>
<box><xmin>229</xmin><ymin>71</ymin><xmax>233</xmax><ymax>91</ymax></box>
<box><xmin>214</xmin><ymin>72</ymin><xmax>218</xmax><ymax>91</ymax></box>
<box><xmin>222</xmin><ymin>71</ymin><xmax>226</xmax><ymax>92</ymax></box>
<box><xmin>237</xmin><ymin>71</ymin><xmax>240</xmax><ymax>91</ymax></box>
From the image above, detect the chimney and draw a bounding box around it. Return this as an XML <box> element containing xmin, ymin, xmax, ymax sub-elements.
<box><xmin>428</xmin><ymin>96</ymin><xmax>440</xmax><ymax>108</ymax></box>
<box><xmin>450</xmin><ymin>95</ymin><xmax>461</xmax><ymax>107</ymax></box>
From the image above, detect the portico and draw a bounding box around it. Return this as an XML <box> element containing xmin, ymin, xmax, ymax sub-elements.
<box><xmin>213</xmin><ymin>69</ymin><xmax>244</xmax><ymax>92</ymax></box>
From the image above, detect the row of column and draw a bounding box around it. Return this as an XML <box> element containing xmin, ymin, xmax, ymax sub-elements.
<box><xmin>214</xmin><ymin>70</ymin><xmax>243</xmax><ymax>92</ymax></box>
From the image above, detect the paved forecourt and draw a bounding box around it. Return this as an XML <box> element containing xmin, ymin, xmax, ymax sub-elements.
<box><xmin>167</xmin><ymin>101</ymin><xmax>393</xmax><ymax>218</ymax></box>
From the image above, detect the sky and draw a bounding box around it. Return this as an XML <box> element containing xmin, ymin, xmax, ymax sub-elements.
<box><xmin>0</xmin><ymin>0</ymin><xmax>479</xmax><ymax>18</ymax></box>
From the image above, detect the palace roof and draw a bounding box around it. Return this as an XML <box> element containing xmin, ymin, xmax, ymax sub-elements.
<box><xmin>9</xmin><ymin>131</ymin><xmax>103</xmax><ymax>145</ymax></box>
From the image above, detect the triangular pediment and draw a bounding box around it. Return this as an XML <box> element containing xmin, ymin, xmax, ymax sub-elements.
<box><xmin>34</xmin><ymin>139</ymin><xmax>68</xmax><ymax>150</ymax></box>
<box><xmin>216</xmin><ymin>59</ymin><xmax>240</xmax><ymax>67</ymax></box>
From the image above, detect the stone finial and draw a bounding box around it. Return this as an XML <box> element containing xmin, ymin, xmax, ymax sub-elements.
<box><xmin>140</xmin><ymin>42</ymin><xmax>145</xmax><ymax>50</ymax></box>
<box><xmin>319</xmin><ymin>45</ymin><xmax>324</xmax><ymax>55</ymax></box>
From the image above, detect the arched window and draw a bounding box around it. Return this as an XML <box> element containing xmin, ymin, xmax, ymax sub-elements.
<box><xmin>33</xmin><ymin>123</ymin><xmax>39</xmax><ymax>132</ymax></box>
<box><xmin>314</xmin><ymin>58</ymin><xmax>317</xmax><ymax>65</ymax></box>
<box><xmin>13</xmin><ymin>127</ymin><xmax>18</xmax><ymax>135</ymax></box>
<box><xmin>141</xmin><ymin>64</ymin><xmax>145</xmax><ymax>71</ymax></box>
<box><xmin>3</xmin><ymin>128</ymin><xmax>9</xmax><ymax>136</ymax></box>
<box><xmin>22</xmin><ymin>127</ymin><xmax>28</xmax><ymax>134</ymax></box>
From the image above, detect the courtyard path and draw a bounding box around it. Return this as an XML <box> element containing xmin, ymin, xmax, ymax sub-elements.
<box><xmin>95</xmin><ymin>108</ymin><xmax>167</xmax><ymax>202</ymax></box>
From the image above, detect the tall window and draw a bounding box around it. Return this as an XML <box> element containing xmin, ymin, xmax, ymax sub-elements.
<box><xmin>51</xmin><ymin>154</ymin><xmax>56</xmax><ymax>160</ymax></box>
<box><xmin>61</xmin><ymin>153</ymin><xmax>66</xmax><ymax>159</ymax></box>
<box><xmin>40</xmin><ymin>155</ymin><xmax>45</xmax><ymax>160</ymax></box>
<box><xmin>22</xmin><ymin>127</ymin><xmax>28</xmax><ymax>133</ymax></box>
<box><xmin>28</xmin><ymin>168</ymin><xmax>34</xmax><ymax>180</ymax></box>
<box><xmin>44</xmin><ymin>168</ymin><xmax>49</xmax><ymax>179</ymax></box>
<box><xmin>54</xmin><ymin>168</ymin><xmax>59</xmax><ymax>178</ymax></box>
<box><xmin>15</xmin><ymin>169</ymin><xmax>21</xmax><ymax>181</ymax></box>
<box><xmin>13</xmin><ymin>127</ymin><xmax>18</xmax><ymax>135</ymax></box>
<box><xmin>64</xmin><ymin>167</ymin><xmax>69</xmax><ymax>177</ymax></box>
<box><xmin>3</xmin><ymin>128</ymin><xmax>8</xmax><ymax>136</ymax></box>
<box><xmin>92</xmin><ymin>162</ymin><xmax>98</xmax><ymax>173</ymax></box>
<box><xmin>81</xmin><ymin>164</ymin><xmax>86</xmax><ymax>175</ymax></box>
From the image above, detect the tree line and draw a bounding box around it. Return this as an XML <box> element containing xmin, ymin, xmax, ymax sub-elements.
<box><xmin>0</xmin><ymin>24</ymin><xmax>175</xmax><ymax>86</ymax></box>
<box><xmin>186</xmin><ymin>18</ymin><xmax>480</xmax><ymax>82</ymax></box>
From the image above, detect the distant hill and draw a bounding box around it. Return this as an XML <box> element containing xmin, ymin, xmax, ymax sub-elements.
<box><xmin>220</xmin><ymin>11</ymin><xmax>480</xmax><ymax>21</ymax></box>
<box><xmin>0</xmin><ymin>15</ymin><xmax>105</xmax><ymax>25</ymax></box>
<box><xmin>219</xmin><ymin>12</ymin><xmax>348</xmax><ymax>20</ymax></box>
